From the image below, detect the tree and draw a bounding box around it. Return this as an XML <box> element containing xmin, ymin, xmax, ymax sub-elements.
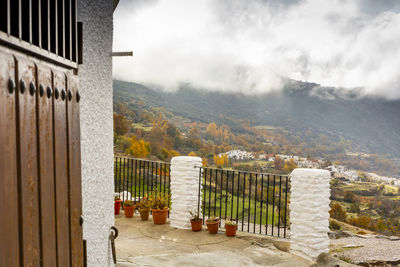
<box><xmin>206</xmin><ymin>122</ymin><xmax>218</xmax><ymax>138</ymax></box>
<box><xmin>283</xmin><ymin>159</ymin><xmax>297</xmax><ymax>173</ymax></box>
<box><xmin>349</xmin><ymin>215</ymin><xmax>371</xmax><ymax>229</ymax></box>
<box><xmin>125</xmin><ymin>136</ymin><xmax>150</xmax><ymax>158</ymax></box>
<box><xmin>329</xmin><ymin>203</ymin><xmax>347</xmax><ymax>221</ymax></box>
<box><xmin>159</xmin><ymin>148</ymin><xmax>180</xmax><ymax>161</ymax></box>
<box><xmin>114</xmin><ymin>135</ymin><xmax>131</xmax><ymax>153</ymax></box>
<box><xmin>113</xmin><ymin>113</ymin><xmax>129</xmax><ymax>136</ymax></box>
<box><xmin>170</xmin><ymin>149</ymin><xmax>180</xmax><ymax>157</ymax></box>
<box><xmin>274</xmin><ymin>156</ymin><xmax>284</xmax><ymax>171</ymax></box>
<box><xmin>344</xmin><ymin>191</ymin><xmax>356</xmax><ymax>203</ymax></box>
<box><xmin>349</xmin><ymin>203</ymin><xmax>360</xmax><ymax>213</ymax></box>
<box><xmin>213</xmin><ymin>154</ymin><xmax>228</xmax><ymax>168</ymax></box>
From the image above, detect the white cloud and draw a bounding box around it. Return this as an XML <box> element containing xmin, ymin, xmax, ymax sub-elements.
<box><xmin>113</xmin><ymin>0</ymin><xmax>400</xmax><ymax>99</ymax></box>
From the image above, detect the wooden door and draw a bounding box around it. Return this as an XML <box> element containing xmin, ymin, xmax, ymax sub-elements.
<box><xmin>0</xmin><ymin>47</ymin><xmax>84</xmax><ymax>266</ymax></box>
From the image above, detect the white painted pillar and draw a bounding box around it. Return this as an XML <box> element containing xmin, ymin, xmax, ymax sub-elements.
<box><xmin>79</xmin><ymin>0</ymin><xmax>114</xmax><ymax>265</ymax></box>
<box><xmin>289</xmin><ymin>168</ymin><xmax>331</xmax><ymax>261</ymax></box>
<box><xmin>170</xmin><ymin>156</ymin><xmax>203</xmax><ymax>229</ymax></box>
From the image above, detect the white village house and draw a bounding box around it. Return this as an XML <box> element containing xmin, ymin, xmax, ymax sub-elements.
<box><xmin>219</xmin><ymin>149</ymin><xmax>255</xmax><ymax>160</ymax></box>
<box><xmin>297</xmin><ymin>159</ymin><xmax>321</xmax><ymax>169</ymax></box>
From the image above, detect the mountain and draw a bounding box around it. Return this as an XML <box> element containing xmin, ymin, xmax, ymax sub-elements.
<box><xmin>113</xmin><ymin>80</ymin><xmax>400</xmax><ymax>158</ymax></box>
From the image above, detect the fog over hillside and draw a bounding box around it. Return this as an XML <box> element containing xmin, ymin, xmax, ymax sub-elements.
<box><xmin>114</xmin><ymin>80</ymin><xmax>400</xmax><ymax>158</ymax></box>
<box><xmin>113</xmin><ymin>0</ymin><xmax>400</xmax><ymax>99</ymax></box>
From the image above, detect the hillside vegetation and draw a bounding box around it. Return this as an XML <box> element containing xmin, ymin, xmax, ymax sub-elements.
<box><xmin>113</xmin><ymin>79</ymin><xmax>400</xmax><ymax>236</ymax></box>
<box><xmin>330</xmin><ymin>177</ymin><xmax>400</xmax><ymax>236</ymax></box>
<box><xmin>113</xmin><ymin>80</ymin><xmax>400</xmax><ymax>177</ymax></box>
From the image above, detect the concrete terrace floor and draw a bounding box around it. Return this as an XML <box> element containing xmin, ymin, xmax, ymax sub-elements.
<box><xmin>115</xmin><ymin>214</ymin><xmax>312</xmax><ymax>267</ymax></box>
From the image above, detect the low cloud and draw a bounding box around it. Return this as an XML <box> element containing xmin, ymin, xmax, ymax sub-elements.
<box><xmin>113</xmin><ymin>0</ymin><xmax>400</xmax><ymax>99</ymax></box>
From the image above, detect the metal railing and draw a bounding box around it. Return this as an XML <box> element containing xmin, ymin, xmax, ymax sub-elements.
<box><xmin>114</xmin><ymin>156</ymin><xmax>290</xmax><ymax>238</ymax></box>
<box><xmin>198</xmin><ymin>167</ymin><xmax>290</xmax><ymax>238</ymax></box>
<box><xmin>0</xmin><ymin>0</ymin><xmax>81</xmax><ymax>68</ymax></box>
<box><xmin>114</xmin><ymin>156</ymin><xmax>171</xmax><ymax>208</ymax></box>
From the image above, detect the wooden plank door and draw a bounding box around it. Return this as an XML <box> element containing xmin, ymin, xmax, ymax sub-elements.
<box><xmin>0</xmin><ymin>47</ymin><xmax>84</xmax><ymax>266</ymax></box>
<box><xmin>37</xmin><ymin>63</ymin><xmax>58</xmax><ymax>267</ymax></box>
<box><xmin>0</xmin><ymin>47</ymin><xmax>20</xmax><ymax>267</ymax></box>
<box><xmin>67</xmin><ymin>74</ymin><xmax>84</xmax><ymax>267</ymax></box>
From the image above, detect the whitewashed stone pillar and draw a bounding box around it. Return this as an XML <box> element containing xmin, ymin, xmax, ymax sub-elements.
<box><xmin>289</xmin><ymin>168</ymin><xmax>331</xmax><ymax>261</ymax></box>
<box><xmin>170</xmin><ymin>156</ymin><xmax>203</xmax><ymax>229</ymax></box>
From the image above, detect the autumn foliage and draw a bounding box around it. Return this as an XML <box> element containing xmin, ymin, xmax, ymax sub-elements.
<box><xmin>213</xmin><ymin>154</ymin><xmax>229</xmax><ymax>168</ymax></box>
<box><xmin>125</xmin><ymin>136</ymin><xmax>151</xmax><ymax>158</ymax></box>
<box><xmin>283</xmin><ymin>158</ymin><xmax>297</xmax><ymax>173</ymax></box>
<box><xmin>329</xmin><ymin>203</ymin><xmax>347</xmax><ymax>221</ymax></box>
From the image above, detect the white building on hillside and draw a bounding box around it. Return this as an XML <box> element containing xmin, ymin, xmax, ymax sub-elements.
<box><xmin>343</xmin><ymin>170</ymin><xmax>359</xmax><ymax>181</ymax></box>
<box><xmin>327</xmin><ymin>165</ymin><xmax>348</xmax><ymax>173</ymax></box>
<box><xmin>298</xmin><ymin>160</ymin><xmax>321</xmax><ymax>169</ymax></box>
<box><xmin>258</xmin><ymin>154</ymin><xmax>267</xmax><ymax>160</ymax></box>
<box><xmin>220</xmin><ymin>150</ymin><xmax>255</xmax><ymax>160</ymax></box>
<box><xmin>276</xmin><ymin>154</ymin><xmax>300</xmax><ymax>162</ymax></box>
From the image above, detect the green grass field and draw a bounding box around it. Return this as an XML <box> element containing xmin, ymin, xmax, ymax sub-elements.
<box><xmin>201</xmin><ymin>187</ymin><xmax>286</xmax><ymax>227</ymax></box>
<box><xmin>131</xmin><ymin>123</ymin><xmax>153</xmax><ymax>131</ymax></box>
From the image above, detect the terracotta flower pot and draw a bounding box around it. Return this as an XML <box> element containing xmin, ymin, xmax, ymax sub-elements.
<box><xmin>139</xmin><ymin>209</ymin><xmax>150</xmax><ymax>221</ymax></box>
<box><xmin>114</xmin><ymin>200</ymin><xmax>122</xmax><ymax>215</ymax></box>
<box><xmin>206</xmin><ymin>220</ymin><xmax>220</xmax><ymax>234</ymax></box>
<box><xmin>225</xmin><ymin>224</ymin><xmax>237</xmax><ymax>237</ymax></box>
<box><xmin>124</xmin><ymin>205</ymin><xmax>136</xmax><ymax>218</ymax></box>
<box><xmin>190</xmin><ymin>219</ymin><xmax>203</xmax><ymax>232</ymax></box>
<box><xmin>151</xmin><ymin>208</ymin><xmax>168</xmax><ymax>224</ymax></box>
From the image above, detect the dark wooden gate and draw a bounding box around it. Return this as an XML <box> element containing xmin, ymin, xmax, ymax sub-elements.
<box><xmin>0</xmin><ymin>0</ymin><xmax>84</xmax><ymax>266</ymax></box>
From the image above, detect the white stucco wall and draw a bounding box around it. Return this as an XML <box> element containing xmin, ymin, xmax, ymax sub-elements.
<box><xmin>78</xmin><ymin>0</ymin><xmax>114</xmax><ymax>266</ymax></box>
<box><xmin>289</xmin><ymin>168</ymin><xmax>331</xmax><ymax>261</ymax></box>
<box><xmin>170</xmin><ymin>156</ymin><xmax>203</xmax><ymax>229</ymax></box>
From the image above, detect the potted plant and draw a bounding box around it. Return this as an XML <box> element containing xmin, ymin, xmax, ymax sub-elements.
<box><xmin>149</xmin><ymin>191</ymin><xmax>169</xmax><ymax>225</ymax></box>
<box><xmin>205</xmin><ymin>216</ymin><xmax>220</xmax><ymax>234</ymax></box>
<box><xmin>123</xmin><ymin>200</ymin><xmax>136</xmax><ymax>218</ymax></box>
<box><xmin>114</xmin><ymin>196</ymin><xmax>122</xmax><ymax>215</ymax></box>
<box><xmin>189</xmin><ymin>210</ymin><xmax>203</xmax><ymax>232</ymax></box>
<box><xmin>225</xmin><ymin>220</ymin><xmax>237</xmax><ymax>237</ymax></box>
<box><xmin>137</xmin><ymin>196</ymin><xmax>151</xmax><ymax>221</ymax></box>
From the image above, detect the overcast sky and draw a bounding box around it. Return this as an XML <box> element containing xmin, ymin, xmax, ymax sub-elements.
<box><xmin>113</xmin><ymin>0</ymin><xmax>400</xmax><ymax>99</ymax></box>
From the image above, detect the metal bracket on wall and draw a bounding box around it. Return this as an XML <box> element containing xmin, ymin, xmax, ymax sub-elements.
<box><xmin>111</xmin><ymin>51</ymin><xmax>133</xmax><ymax>57</ymax></box>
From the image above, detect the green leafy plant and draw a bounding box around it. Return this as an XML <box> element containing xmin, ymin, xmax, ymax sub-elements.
<box><xmin>137</xmin><ymin>195</ymin><xmax>151</xmax><ymax>210</ymax></box>
<box><xmin>225</xmin><ymin>220</ymin><xmax>237</xmax><ymax>226</ymax></box>
<box><xmin>123</xmin><ymin>200</ymin><xmax>135</xmax><ymax>207</ymax></box>
<box><xmin>206</xmin><ymin>216</ymin><xmax>220</xmax><ymax>223</ymax></box>
<box><xmin>189</xmin><ymin>210</ymin><xmax>201</xmax><ymax>221</ymax></box>
<box><xmin>148</xmin><ymin>190</ymin><xmax>169</xmax><ymax>210</ymax></box>
<box><xmin>114</xmin><ymin>195</ymin><xmax>121</xmax><ymax>201</ymax></box>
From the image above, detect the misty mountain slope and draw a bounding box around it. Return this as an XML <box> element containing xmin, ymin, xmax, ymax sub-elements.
<box><xmin>113</xmin><ymin>80</ymin><xmax>400</xmax><ymax>157</ymax></box>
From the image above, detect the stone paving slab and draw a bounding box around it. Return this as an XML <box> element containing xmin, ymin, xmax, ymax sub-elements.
<box><xmin>115</xmin><ymin>215</ymin><xmax>311</xmax><ymax>267</ymax></box>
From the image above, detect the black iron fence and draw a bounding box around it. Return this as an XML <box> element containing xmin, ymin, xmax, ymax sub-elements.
<box><xmin>114</xmin><ymin>156</ymin><xmax>290</xmax><ymax>238</ymax></box>
<box><xmin>198</xmin><ymin>167</ymin><xmax>290</xmax><ymax>238</ymax></box>
<box><xmin>114</xmin><ymin>156</ymin><xmax>171</xmax><ymax>208</ymax></box>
